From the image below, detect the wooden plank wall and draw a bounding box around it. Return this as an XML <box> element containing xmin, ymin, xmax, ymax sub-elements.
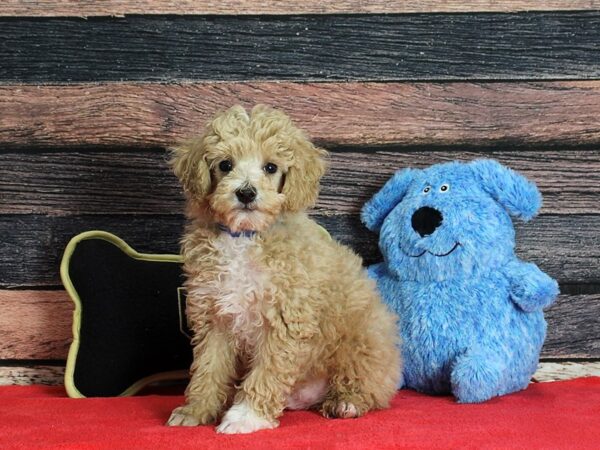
<box><xmin>1</xmin><ymin>1</ymin><xmax>599</xmax><ymax>384</ymax></box>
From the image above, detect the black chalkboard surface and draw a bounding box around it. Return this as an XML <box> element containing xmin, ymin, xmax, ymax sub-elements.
<box><xmin>61</xmin><ymin>231</ymin><xmax>191</xmax><ymax>397</ymax></box>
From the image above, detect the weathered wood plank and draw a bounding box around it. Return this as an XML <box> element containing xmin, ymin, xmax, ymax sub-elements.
<box><xmin>319</xmin><ymin>214</ymin><xmax>600</xmax><ymax>285</ymax></box>
<box><xmin>0</xmin><ymin>290</ymin><xmax>72</xmax><ymax>359</ymax></box>
<box><xmin>0</xmin><ymin>215</ymin><xmax>185</xmax><ymax>289</ymax></box>
<box><xmin>0</xmin><ymin>290</ymin><xmax>597</xmax><ymax>360</ymax></box>
<box><xmin>2</xmin><ymin>1</ymin><xmax>600</xmax><ymax>16</ymax></box>
<box><xmin>0</xmin><ymin>214</ymin><xmax>597</xmax><ymax>288</ymax></box>
<box><xmin>1</xmin><ymin>13</ymin><xmax>600</xmax><ymax>82</ymax></box>
<box><xmin>535</xmin><ymin>362</ymin><xmax>600</xmax><ymax>382</ymax></box>
<box><xmin>2</xmin><ymin>361</ymin><xmax>596</xmax><ymax>386</ymax></box>
<box><xmin>3</xmin><ymin>82</ymin><xmax>600</xmax><ymax>149</ymax></box>
<box><xmin>0</xmin><ymin>291</ymin><xmax>74</xmax><ymax>360</ymax></box>
<box><xmin>1</xmin><ymin>362</ymin><xmax>597</xmax><ymax>386</ymax></box>
<box><xmin>543</xmin><ymin>294</ymin><xmax>600</xmax><ymax>359</ymax></box>
<box><xmin>0</xmin><ymin>365</ymin><xmax>64</xmax><ymax>386</ymax></box>
<box><xmin>324</xmin><ymin>150</ymin><xmax>600</xmax><ymax>216</ymax></box>
<box><xmin>0</xmin><ymin>151</ymin><xmax>182</xmax><ymax>216</ymax></box>
<box><xmin>2</xmin><ymin>150</ymin><xmax>599</xmax><ymax>216</ymax></box>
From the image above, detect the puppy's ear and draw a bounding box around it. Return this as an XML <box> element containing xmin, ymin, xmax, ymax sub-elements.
<box><xmin>170</xmin><ymin>105</ymin><xmax>250</xmax><ymax>199</ymax></box>
<box><xmin>361</xmin><ymin>168</ymin><xmax>416</xmax><ymax>233</ymax></box>
<box><xmin>169</xmin><ymin>138</ymin><xmax>212</xmax><ymax>199</ymax></box>
<box><xmin>282</xmin><ymin>133</ymin><xmax>327</xmax><ymax>211</ymax></box>
<box><xmin>251</xmin><ymin>104</ymin><xmax>327</xmax><ymax>212</ymax></box>
<box><xmin>282</xmin><ymin>134</ymin><xmax>328</xmax><ymax>212</ymax></box>
<box><xmin>469</xmin><ymin>159</ymin><xmax>541</xmax><ymax>221</ymax></box>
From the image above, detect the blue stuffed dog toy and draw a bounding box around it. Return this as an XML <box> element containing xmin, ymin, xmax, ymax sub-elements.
<box><xmin>361</xmin><ymin>159</ymin><xmax>559</xmax><ymax>403</ymax></box>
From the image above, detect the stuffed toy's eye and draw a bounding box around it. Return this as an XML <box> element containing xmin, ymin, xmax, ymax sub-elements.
<box><xmin>423</xmin><ymin>186</ymin><xmax>431</xmax><ymax>194</ymax></box>
<box><xmin>219</xmin><ymin>160</ymin><xmax>233</xmax><ymax>173</ymax></box>
<box><xmin>440</xmin><ymin>184</ymin><xmax>450</xmax><ymax>193</ymax></box>
<box><xmin>264</xmin><ymin>162</ymin><xmax>278</xmax><ymax>174</ymax></box>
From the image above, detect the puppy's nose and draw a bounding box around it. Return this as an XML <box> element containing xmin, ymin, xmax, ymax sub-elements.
<box><xmin>411</xmin><ymin>207</ymin><xmax>443</xmax><ymax>237</ymax></box>
<box><xmin>235</xmin><ymin>186</ymin><xmax>257</xmax><ymax>204</ymax></box>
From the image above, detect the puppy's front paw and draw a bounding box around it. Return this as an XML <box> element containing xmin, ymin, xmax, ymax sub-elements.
<box><xmin>216</xmin><ymin>401</ymin><xmax>278</xmax><ymax>434</ymax></box>
<box><xmin>166</xmin><ymin>404</ymin><xmax>216</xmax><ymax>427</ymax></box>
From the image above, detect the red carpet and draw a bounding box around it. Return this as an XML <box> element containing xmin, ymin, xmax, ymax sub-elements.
<box><xmin>1</xmin><ymin>378</ymin><xmax>599</xmax><ymax>449</ymax></box>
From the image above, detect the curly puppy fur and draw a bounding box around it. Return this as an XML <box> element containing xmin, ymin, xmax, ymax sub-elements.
<box><xmin>166</xmin><ymin>105</ymin><xmax>400</xmax><ymax>434</ymax></box>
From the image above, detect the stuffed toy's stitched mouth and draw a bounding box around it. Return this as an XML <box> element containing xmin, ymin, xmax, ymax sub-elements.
<box><xmin>403</xmin><ymin>242</ymin><xmax>461</xmax><ymax>258</ymax></box>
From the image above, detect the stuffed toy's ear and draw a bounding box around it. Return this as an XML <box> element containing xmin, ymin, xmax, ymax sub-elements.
<box><xmin>469</xmin><ymin>159</ymin><xmax>542</xmax><ymax>221</ymax></box>
<box><xmin>361</xmin><ymin>168</ymin><xmax>416</xmax><ymax>232</ymax></box>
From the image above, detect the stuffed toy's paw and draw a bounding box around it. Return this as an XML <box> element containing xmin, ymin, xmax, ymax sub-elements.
<box><xmin>506</xmin><ymin>260</ymin><xmax>559</xmax><ymax>312</ymax></box>
<box><xmin>450</xmin><ymin>348</ymin><xmax>507</xmax><ymax>403</ymax></box>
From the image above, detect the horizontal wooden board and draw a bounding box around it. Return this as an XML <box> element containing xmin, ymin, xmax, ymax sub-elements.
<box><xmin>543</xmin><ymin>294</ymin><xmax>600</xmax><ymax>359</ymax></box>
<box><xmin>1</xmin><ymin>13</ymin><xmax>600</xmax><ymax>82</ymax></box>
<box><xmin>0</xmin><ymin>365</ymin><xmax>64</xmax><ymax>386</ymax></box>
<box><xmin>0</xmin><ymin>290</ymin><xmax>72</xmax><ymax>359</ymax></box>
<box><xmin>2</xmin><ymin>149</ymin><xmax>599</xmax><ymax>216</ymax></box>
<box><xmin>319</xmin><ymin>214</ymin><xmax>600</xmax><ymax>285</ymax></box>
<box><xmin>1</xmin><ymin>290</ymin><xmax>597</xmax><ymax>360</ymax></box>
<box><xmin>3</xmin><ymin>1</ymin><xmax>600</xmax><ymax>16</ymax></box>
<box><xmin>0</xmin><ymin>215</ymin><xmax>185</xmax><ymax>289</ymax></box>
<box><xmin>3</xmin><ymin>362</ymin><xmax>598</xmax><ymax>386</ymax></box>
<box><xmin>0</xmin><ymin>289</ymin><xmax>68</xmax><ymax>360</ymax></box>
<box><xmin>0</xmin><ymin>289</ymin><xmax>72</xmax><ymax>360</ymax></box>
<box><xmin>534</xmin><ymin>362</ymin><xmax>600</xmax><ymax>382</ymax></box>
<box><xmin>0</xmin><ymin>214</ymin><xmax>598</xmax><ymax>288</ymax></box>
<box><xmin>323</xmin><ymin>150</ymin><xmax>600</xmax><ymax>216</ymax></box>
<box><xmin>3</xmin><ymin>82</ymin><xmax>600</xmax><ymax>149</ymax></box>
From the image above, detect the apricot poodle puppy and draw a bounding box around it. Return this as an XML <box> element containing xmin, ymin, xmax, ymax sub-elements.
<box><xmin>167</xmin><ymin>105</ymin><xmax>401</xmax><ymax>434</ymax></box>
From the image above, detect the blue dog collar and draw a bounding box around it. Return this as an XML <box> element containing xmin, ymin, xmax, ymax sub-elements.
<box><xmin>217</xmin><ymin>223</ymin><xmax>257</xmax><ymax>238</ymax></box>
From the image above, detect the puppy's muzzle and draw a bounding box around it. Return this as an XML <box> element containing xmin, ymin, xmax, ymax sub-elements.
<box><xmin>412</xmin><ymin>207</ymin><xmax>443</xmax><ymax>237</ymax></box>
<box><xmin>235</xmin><ymin>186</ymin><xmax>257</xmax><ymax>205</ymax></box>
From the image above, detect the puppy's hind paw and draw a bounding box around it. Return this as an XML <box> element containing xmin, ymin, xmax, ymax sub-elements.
<box><xmin>321</xmin><ymin>400</ymin><xmax>361</xmax><ymax>419</ymax></box>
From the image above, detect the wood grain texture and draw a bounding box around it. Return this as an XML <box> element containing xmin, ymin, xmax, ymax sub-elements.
<box><xmin>1</xmin><ymin>13</ymin><xmax>600</xmax><ymax>82</ymax></box>
<box><xmin>0</xmin><ymin>214</ymin><xmax>598</xmax><ymax>288</ymax></box>
<box><xmin>3</xmin><ymin>82</ymin><xmax>600</xmax><ymax>149</ymax></box>
<box><xmin>0</xmin><ymin>215</ymin><xmax>184</xmax><ymax>289</ymax></box>
<box><xmin>1</xmin><ymin>362</ymin><xmax>596</xmax><ymax>386</ymax></box>
<box><xmin>318</xmin><ymin>214</ymin><xmax>600</xmax><ymax>285</ymax></box>
<box><xmin>0</xmin><ymin>290</ymin><xmax>597</xmax><ymax>360</ymax></box>
<box><xmin>535</xmin><ymin>362</ymin><xmax>600</xmax><ymax>382</ymax></box>
<box><xmin>0</xmin><ymin>365</ymin><xmax>64</xmax><ymax>386</ymax></box>
<box><xmin>323</xmin><ymin>150</ymin><xmax>600</xmax><ymax>216</ymax></box>
<box><xmin>2</xmin><ymin>149</ymin><xmax>599</xmax><ymax>216</ymax></box>
<box><xmin>0</xmin><ymin>290</ymin><xmax>72</xmax><ymax>359</ymax></box>
<box><xmin>543</xmin><ymin>294</ymin><xmax>600</xmax><ymax>359</ymax></box>
<box><xmin>2</xmin><ymin>1</ymin><xmax>600</xmax><ymax>16</ymax></box>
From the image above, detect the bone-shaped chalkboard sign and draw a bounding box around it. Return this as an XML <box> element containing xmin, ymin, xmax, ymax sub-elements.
<box><xmin>61</xmin><ymin>231</ymin><xmax>193</xmax><ymax>398</ymax></box>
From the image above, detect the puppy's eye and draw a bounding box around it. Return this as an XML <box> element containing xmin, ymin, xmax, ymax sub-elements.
<box><xmin>219</xmin><ymin>160</ymin><xmax>233</xmax><ymax>173</ymax></box>
<box><xmin>440</xmin><ymin>184</ymin><xmax>450</xmax><ymax>193</ymax></box>
<box><xmin>264</xmin><ymin>162</ymin><xmax>278</xmax><ymax>174</ymax></box>
<box><xmin>423</xmin><ymin>186</ymin><xmax>431</xmax><ymax>194</ymax></box>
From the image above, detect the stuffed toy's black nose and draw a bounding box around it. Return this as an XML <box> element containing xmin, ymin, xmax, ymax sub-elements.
<box><xmin>412</xmin><ymin>207</ymin><xmax>443</xmax><ymax>237</ymax></box>
<box><xmin>235</xmin><ymin>186</ymin><xmax>257</xmax><ymax>204</ymax></box>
